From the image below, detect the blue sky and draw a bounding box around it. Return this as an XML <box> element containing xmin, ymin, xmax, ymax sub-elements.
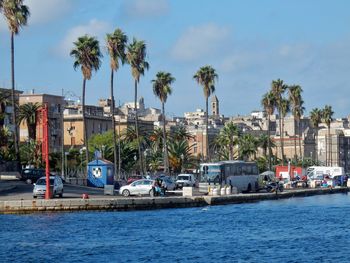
<box><xmin>0</xmin><ymin>0</ymin><xmax>350</xmax><ymax>118</ymax></box>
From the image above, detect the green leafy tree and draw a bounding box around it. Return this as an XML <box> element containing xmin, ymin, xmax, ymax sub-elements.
<box><xmin>70</xmin><ymin>35</ymin><xmax>102</xmax><ymax>163</ymax></box>
<box><xmin>193</xmin><ymin>65</ymin><xmax>218</xmax><ymax>161</ymax></box>
<box><xmin>2</xmin><ymin>0</ymin><xmax>30</xmax><ymax>165</ymax></box>
<box><xmin>106</xmin><ymin>28</ymin><xmax>128</xmax><ymax>177</ymax></box>
<box><xmin>18</xmin><ymin>102</ymin><xmax>41</xmax><ymax>140</ymax></box>
<box><xmin>261</xmin><ymin>91</ymin><xmax>275</xmax><ymax>170</ymax></box>
<box><xmin>310</xmin><ymin>108</ymin><xmax>322</xmax><ymax>163</ymax></box>
<box><xmin>168</xmin><ymin>139</ymin><xmax>195</xmax><ymax>173</ymax></box>
<box><xmin>126</xmin><ymin>38</ymin><xmax>149</xmax><ymax>173</ymax></box>
<box><xmin>238</xmin><ymin>134</ymin><xmax>258</xmax><ymax>161</ymax></box>
<box><xmin>216</xmin><ymin>122</ymin><xmax>240</xmax><ymax>160</ymax></box>
<box><xmin>152</xmin><ymin>71</ymin><xmax>175</xmax><ymax>174</ymax></box>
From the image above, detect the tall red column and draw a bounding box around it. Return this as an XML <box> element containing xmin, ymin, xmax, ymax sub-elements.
<box><xmin>42</xmin><ymin>104</ymin><xmax>51</xmax><ymax>199</ymax></box>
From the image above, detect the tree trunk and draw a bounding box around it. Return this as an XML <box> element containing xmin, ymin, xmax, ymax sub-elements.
<box><xmin>10</xmin><ymin>32</ymin><xmax>20</xmax><ymax>169</ymax></box>
<box><xmin>315</xmin><ymin>127</ymin><xmax>318</xmax><ymax>164</ymax></box>
<box><xmin>110</xmin><ymin>69</ymin><xmax>118</xmax><ymax>178</ymax></box>
<box><xmin>267</xmin><ymin>114</ymin><xmax>271</xmax><ymax>171</ymax></box>
<box><xmin>294</xmin><ymin>118</ymin><xmax>297</xmax><ymax>161</ymax></box>
<box><xmin>134</xmin><ymin>79</ymin><xmax>143</xmax><ymax>174</ymax></box>
<box><xmin>82</xmin><ymin>78</ymin><xmax>89</xmax><ymax>164</ymax></box>
<box><xmin>298</xmin><ymin>120</ymin><xmax>302</xmax><ymax>159</ymax></box>
<box><xmin>162</xmin><ymin>102</ymin><xmax>169</xmax><ymax>174</ymax></box>
<box><xmin>325</xmin><ymin>130</ymin><xmax>328</xmax><ymax>166</ymax></box>
<box><xmin>328</xmin><ymin>127</ymin><xmax>331</xmax><ymax>166</ymax></box>
<box><xmin>279</xmin><ymin>110</ymin><xmax>284</xmax><ymax>164</ymax></box>
<box><xmin>205</xmin><ymin>96</ymin><xmax>209</xmax><ymax>161</ymax></box>
<box><xmin>28</xmin><ymin>124</ymin><xmax>36</xmax><ymax>141</ymax></box>
<box><xmin>281</xmin><ymin>116</ymin><xmax>285</xmax><ymax>165</ymax></box>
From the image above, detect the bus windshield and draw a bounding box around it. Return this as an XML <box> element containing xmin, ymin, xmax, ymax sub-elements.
<box><xmin>200</xmin><ymin>165</ymin><xmax>221</xmax><ymax>183</ymax></box>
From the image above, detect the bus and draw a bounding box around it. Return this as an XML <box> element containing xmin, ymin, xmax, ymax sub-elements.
<box><xmin>199</xmin><ymin>161</ymin><xmax>259</xmax><ymax>194</ymax></box>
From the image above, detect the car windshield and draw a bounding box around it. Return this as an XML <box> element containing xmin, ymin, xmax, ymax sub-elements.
<box><xmin>36</xmin><ymin>178</ymin><xmax>54</xmax><ymax>185</ymax></box>
<box><xmin>177</xmin><ymin>176</ymin><xmax>189</xmax><ymax>180</ymax></box>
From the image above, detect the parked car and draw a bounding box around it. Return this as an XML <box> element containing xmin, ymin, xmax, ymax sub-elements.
<box><xmin>127</xmin><ymin>175</ymin><xmax>145</xmax><ymax>185</ymax></box>
<box><xmin>119</xmin><ymin>179</ymin><xmax>153</xmax><ymax>197</ymax></box>
<box><xmin>20</xmin><ymin>168</ymin><xmax>46</xmax><ymax>184</ymax></box>
<box><xmin>175</xmin><ymin>174</ymin><xmax>196</xmax><ymax>189</ymax></box>
<box><xmin>33</xmin><ymin>176</ymin><xmax>64</xmax><ymax>198</ymax></box>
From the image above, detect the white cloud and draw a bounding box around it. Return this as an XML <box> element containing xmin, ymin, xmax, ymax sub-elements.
<box><xmin>121</xmin><ymin>0</ymin><xmax>169</xmax><ymax>19</ymax></box>
<box><xmin>56</xmin><ymin>19</ymin><xmax>111</xmax><ymax>57</ymax></box>
<box><xmin>25</xmin><ymin>0</ymin><xmax>72</xmax><ymax>25</ymax></box>
<box><xmin>171</xmin><ymin>23</ymin><xmax>231</xmax><ymax>62</ymax></box>
<box><xmin>0</xmin><ymin>0</ymin><xmax>72</xmax><ymax>31</ymax></box>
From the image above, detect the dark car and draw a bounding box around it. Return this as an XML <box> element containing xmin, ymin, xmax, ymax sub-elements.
<box><xmin>127</xmin><ymin>175</ymin><xmax>145</xmax><ymax>185</ymax></box>
<box><xmin>20</xmin><ymin>168</ymin><xmax>46</xmax><ymax>184</ymax></box>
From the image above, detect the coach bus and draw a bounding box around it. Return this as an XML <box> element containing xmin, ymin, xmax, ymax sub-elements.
<box><xmin>199</xmin><ymin>160</ymin><xmax>259</xmax><ymax>194</ymax></box>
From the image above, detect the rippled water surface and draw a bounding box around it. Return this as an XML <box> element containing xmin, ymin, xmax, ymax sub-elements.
<box><xmin>1</xmin><ymin>193</ymin><xmax>350</xmax><ymax>263</ymax></box>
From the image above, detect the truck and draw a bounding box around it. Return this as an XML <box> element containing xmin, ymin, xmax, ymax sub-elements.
<box><xmin>306</xmin><ymin>166</ymin><xmax>345</xmax><ymax>179</ymax></box>
<box><xmin>275</xmin><ymin>165</ymin><xmax>305</xmax><ymax>181</ymax></box>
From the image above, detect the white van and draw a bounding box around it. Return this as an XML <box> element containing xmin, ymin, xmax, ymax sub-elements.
<box><xmin>175</xmin><ymin>174</ymin><xmax>196</xmax><ymax>189</ymax></box>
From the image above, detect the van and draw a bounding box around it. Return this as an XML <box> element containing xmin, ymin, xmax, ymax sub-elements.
<box><xmin>175</xmin><ymin>174</ymin><xmax>196</xmax><ymax>189</ymax></box>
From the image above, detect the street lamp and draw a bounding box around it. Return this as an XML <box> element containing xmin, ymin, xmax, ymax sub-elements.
<box><xmin>180</xmin><ymin>154</ymin><xmax>184</xmax><ymax>172</ymax></box>
<box><xmin>101</xmin><ymin>145</ymin><xmax>106</xmax><ymax>159</ymax></box>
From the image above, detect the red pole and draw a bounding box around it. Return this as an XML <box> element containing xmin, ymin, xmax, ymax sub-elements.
<box><xmin>43</xmin><ymin>104</ymin><xmax>51</xmax><ymax>199</ymax></box>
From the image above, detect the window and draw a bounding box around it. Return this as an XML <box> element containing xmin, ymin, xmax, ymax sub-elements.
<box><xmin>236</xmin><ymin>165</ymin><xmax>242</xmax><ymax>175</ymax></box>
<box><xmin>230</xmin><ymin>165</ymin><xmax>237</xmax><ymax>175</ymax></box>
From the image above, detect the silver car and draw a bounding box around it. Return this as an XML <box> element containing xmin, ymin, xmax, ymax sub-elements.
<box><xmin>119</xmin><ymin>179</ymin><xmax>153</xmax><ymax>197</ymax></box>
<box><xmin>33</xmin><ymin>176</ymin><xmax>64</xmax><ymax>198</ymax></box>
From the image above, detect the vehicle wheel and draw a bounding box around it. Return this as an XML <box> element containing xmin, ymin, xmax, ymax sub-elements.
<box><xmin>247</xmin><ymin>184</ymin><xmax>252</xmax><ymax>193</ymax></box>
<box><xmin>122</xmin><ymin>190</ymin><xmax>130</xmax><ymax>197</ymax></box>
<box><xmin>33</xmin><ymin>195</ymin><xmax>37</xmax><ymax>199</ymax></box>
<box><xmin>26</xmin><ymin>179</ymin><xmax>32</xmax><ymax>184</ymax></box>
<box><xmin>59</xmin><ymin>190</ymin><xmax>63</xmax><ymax>198</ymax></box>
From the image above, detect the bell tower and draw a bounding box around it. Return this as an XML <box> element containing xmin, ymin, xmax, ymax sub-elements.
<box><xmin>211</xmin><ymin>95</ymin><xmax>219</xmax><ymax>116</ymax></box>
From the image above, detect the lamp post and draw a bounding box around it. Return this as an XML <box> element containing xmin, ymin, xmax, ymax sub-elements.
<box><xmin>101</xmin><ymin>145</ymin><xmax>106</xmax><ymax>159</ymax></box>
<box><xmin>180</xmin><ymin>154</ymin><xmax>184</xmax><ymax>173</ymax></box>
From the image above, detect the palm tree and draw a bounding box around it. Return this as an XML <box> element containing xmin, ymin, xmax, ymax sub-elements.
<box><xmin>257</xmin><ymin>134</ymin><xmax>276</xmax><ymax>157</ymax></box>
<box><xmin>261</xmin><ymin>91</ymin><xmax>275</xmax><ymax>170</ymax></box>
<box><xmin>18</xmin><ymin>102</ymin><xmax>41</xmax><ymax>141</ymax></box>
<box><xmin>295</xmin><ymin>100</ymin><xmax>305</xmax><ymax>158</ymax></box>
<box><xmin>216</xmin><ymin>122</ymin><xmax>240</xmax><ymax>160</ymax></box>
<box><xmin>106</xmin><ymin>28</ymin><xmax>128</xmax><ymax>177</ymax></box>
<box><xmin>168</xmin><ymin>139</ymin><xmax>195</xmax><ymax>173</ymax></box>
<box><xmin>310</xmin><ymin>108</ymin><xmax>322</xmax><ymax>163</ymax></box>
<box><xmin>152</xmin><ymin>71</ymin><xmax>175</xmax><ymax>174</ymax></box>
<box><xmin>280</xmin><ymin>98</ymin><xmax>290</xmax><ymax>163</ymax></box>
<box><xmin>288</xmin><ymin>85</ymin><xmax>303</xmax><ymax>160</ymax></box>
<box><xmin>193</xmin><ymin>66</ymin><xmax>218</xmax><ymax>161</ymax></box>
<box><xmin>271</xmin><ymin>79</ymin><xmax>287</xmax><ymax>163</ymax></box>
<box><xmin>2</xmin><ymin>0</ymin><xmax>30</xmax><ymax>165</ymax></box>
<box><xmin>238</xmin><ymin>134</ymin><xmax>258</xmax><ymax>161</ymax></box>
<box><xmin>322</xmin><ymin>105</ymin><xmax>334</xmax><ymax>166</ymax></box>
<box><xmin>126</xmin><ymin>38</ymin><xmax>149</xmax><ymax>173</ymax></box>
<box><xmin>70</xmin><ymin>35</ymin><xmax>102</xmax><ymax>163</ymax></box>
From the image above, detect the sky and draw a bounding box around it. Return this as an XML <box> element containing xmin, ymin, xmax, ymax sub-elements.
<box><xmin>0</xmin><ymin>0</ymin><xmax>350</xmax><ymax>118</ymax></box>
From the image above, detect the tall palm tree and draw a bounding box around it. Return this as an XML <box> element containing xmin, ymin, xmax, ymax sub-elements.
<box><xmin>152</xmin><ymin>71</ymin><xmax>175</xmax><ymax>174</ymax></box>
<box><xmin>261</xmin><ymin>91</ymin><xmax>275</xmax><ymax>170</ymax></box>
<box><xmin>322</xmin><ymin>105</ymin><xmax>334</xmax><ymax>166</ymax></box>
<box><xmin>126</xmin><ymin>38</ymin><xmax>149</xmax><ymax>174</ymax></box>
<box><xmin>310</xmin><ymin>108</ymin><xmax>322</xmax><ymax>163</ymax></box>
<box><xmin>70</xmin><ymin>35</ymin><xmax>102</xmax><ymax>163</ymax></box>
<box><xmin>280</xmin><ymin>98</ymin><xmax>290</xmax><ymax>163</ymax></box>
<box><xmin>106</xmin><ymin>28</ymin><xmax>128</xmax><ymax>177</ymax></box>
<box><xmin>288</xmin><ymin>85</ymin><xmax>303</xmax><ymax>160</ymax></box>
<box><xmin>18</xmin><ymin>102</ymin><xmax>41</xmax><ymax>141</ymax></box>
<box><xmin>271</xmin><ymin>79</ymin><xmax>287</xmax><ymax>163</ymax></box>
<box><xmin>193</xmin><ymin>65</ymin><xmax>218</xmax><ymax>161</ymax></box>
<box><xmin>295</xmin><ymin>100</ymin><xmax>305</xmax><ymax>158</ymax></box>
<box><xmin>2</xmin><ymin>0</ymin><xmax>30</xmax><ymax>165</ymax></box>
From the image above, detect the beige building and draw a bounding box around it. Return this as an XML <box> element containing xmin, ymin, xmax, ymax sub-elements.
<box><xmin>19</xmin><ymin>93</ymin><xmax>64</xmax><ymax>153</ymax></box>
<box><xmin>0</xmin><ymin>87</ymin><xmax>23</xmax><ymax>132</ymax></box>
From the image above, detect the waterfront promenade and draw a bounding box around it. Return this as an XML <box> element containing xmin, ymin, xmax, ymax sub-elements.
<box><xmin>0</xmin><ymin>179</ymin><xmax>347</xmax><ymax>214</ymax></box>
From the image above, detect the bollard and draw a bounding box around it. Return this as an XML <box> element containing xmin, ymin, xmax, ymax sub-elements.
<box><xmin>220</xmin><ymin>187</ymin><xmax>226</xmax><ymax>196</ymax></box>
<box><xmin>226</xmin><ymin>186</ymin><xmax>231</xmax><ymax>195</ymax></box>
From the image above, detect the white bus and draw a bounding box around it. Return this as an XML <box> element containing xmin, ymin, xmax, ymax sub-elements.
<box><xmin>199</xmin><ymin>161</ymin><xmax>259</xmax><ymax>193</ymax></box>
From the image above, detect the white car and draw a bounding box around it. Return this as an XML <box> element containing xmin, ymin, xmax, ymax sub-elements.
<box><xmin>33</xmin><ymin>176</ymin><xmax>64</xmax><ymax>198</ymax></box>
<box><xmin>119</xmin><ymin>179</ymin><xmax>154</xmax><ymax>197</ymax></box>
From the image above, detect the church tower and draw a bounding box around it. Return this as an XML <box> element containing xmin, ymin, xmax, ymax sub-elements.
<box><xmin>211</xmin><ymin>95</ymin><xmax>219</xmax><ymax>116</ymax></box>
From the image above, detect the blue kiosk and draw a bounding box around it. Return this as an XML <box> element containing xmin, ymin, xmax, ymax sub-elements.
<box><xmin>87</xmin><ymin>158</ymin><xmax>114</xmax><ymax>188</ymax></box>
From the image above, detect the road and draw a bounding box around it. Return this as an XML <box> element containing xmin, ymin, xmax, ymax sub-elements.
<box><xmin>0</xmin><ymin>180</ymin><xmax>115</xmax><ymax>200</ymax></box>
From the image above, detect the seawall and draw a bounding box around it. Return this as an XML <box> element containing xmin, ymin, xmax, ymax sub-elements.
<box><xmin>0</xmin><ymin>187</ymin><xmax>347</xmax><ymax>214</ymax></box>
